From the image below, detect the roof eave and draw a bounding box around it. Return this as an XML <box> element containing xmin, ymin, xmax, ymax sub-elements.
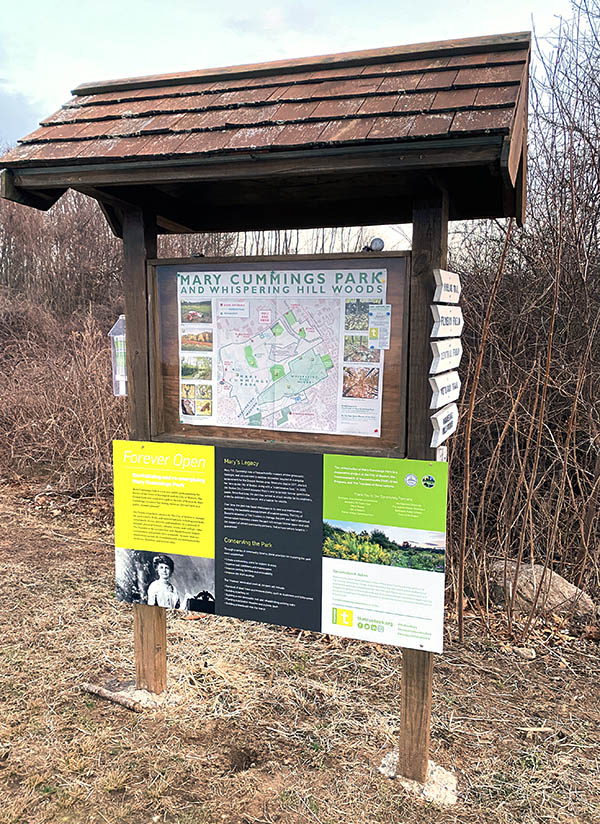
<box><xmin>2</xmin><ymin>133</ymin><xmax>521</xmax><ymax>231</ymax></box>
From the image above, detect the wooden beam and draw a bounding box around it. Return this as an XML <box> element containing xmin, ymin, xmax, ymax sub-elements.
<box><xmin>133</xmin><ymin>603</ymin><xmax>167</xmax><ymax>693</ymax></box>
<box><xmin>123</xmin><ymin>207</ymin><xmax>156</xmax><ymax>439</ymax></box>
<box><xmin>122</xmin><ymin>207</ymin><xmax>167</xmax><ymax>694</ymax></box>
<box><xmin>407</xmin><ymin>191</ymin><xmax>448</xmax><ymax>460</ymax></box>
<box><xmin>10</xmin><ymin>138</ymin><xmax>503</xmax><ymax>190</ymax></box>
<box><xmin>399</xmin><ymin>649</ymin><xmax>435</xmax><ymax>782</ymax></box>
<box><xmin>97</xmin><ymin>201</ymin><xmax>123</xmax><ymax>238</ymax></box>
<box><xmin>75</xmin><ymin>184</ymin><xmax>196</xmax><ymax>234</ymax></box>
<box><xmin>397</xmin><ymin>188</ymin><xmax>448</xmax><ymax>783</ymax></box>
<box><xmin>0</xmin><ymin>169</ymin><xmax>64</xmax><ymax>211</ymax></box>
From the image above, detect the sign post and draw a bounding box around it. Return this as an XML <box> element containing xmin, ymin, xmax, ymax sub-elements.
<box><xmin>122</xmin><ymin>207</ymin><xmax>168</xmax><ymax>694</ymax></box>
<box><xmin>398</xmin><ymin>190</ymin><xmax>449</xmax><ymax>782</ymax></box>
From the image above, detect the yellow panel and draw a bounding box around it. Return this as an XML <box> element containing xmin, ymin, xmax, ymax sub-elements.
<box><xmin>113</xmin><ymin>440</ymin><xmax>214</xmax><ymax>558</ymax></box>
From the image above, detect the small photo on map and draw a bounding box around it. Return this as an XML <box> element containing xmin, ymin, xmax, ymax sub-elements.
<box><xmin>196</xmin><ymin>400</ymin><xmax>212</xmax><ymax>416</ymax></box>
<box><xmin>344</xmin><ymin>298</ymin><xmax>382</xmax><ymax>332</ymax></box>
<box><xmin>181</xmin><ymin>330</ymin><xmax>213</xmax><ymax>353</ymax></box>
<box><xmin>180</xmin><ymin>299</ymin><xmax>212</xmax><ymax>324</ymax></box>
<box><xmin>181</xmin><ymin>355</ymin><xmax>212</xmax><ymax>381</ymax></box>
<box><xmin>343</xmin><ymin>334</ymin><xmax>381</xmax><ymax>364</ymax></box>
<box><xmin>181</xmin><ymin>398</ymin><xmax>195</xmax><ymax>416</ymax></box>
<box><xmin>181</xmin><ymin>383</ymin><xmax>196</xmax><ymax>400</ymax></box>
<box><xmin>195</xmin><ymin>384</ymin><xmax>212</xmax><ymax>400</ymax></box>
<box><xmin>342</xmin><ymin>366</ymin><xmax>380</xmax><ymax>399</ymax></box>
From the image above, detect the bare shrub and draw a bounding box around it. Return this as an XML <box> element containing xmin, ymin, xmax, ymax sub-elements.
<box><xmin>449</xmin><ymin>2</ymin><xmax>600</xmax><ymax>632</ymax></box>
<box><xmin>0</xmin><ymin>291</ymin><xmax>126</xmax><ymax>494</ymax></box>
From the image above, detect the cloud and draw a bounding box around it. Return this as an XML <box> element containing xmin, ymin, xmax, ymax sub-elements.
<box><xmin>0</xmin><ymin>87</ymin><xmax>44</xmax><ymax>148</ymax></box>
<box><xmin>227</xmin><ymin>2</ymin><xmax>329</xmax><ymax>39</ymax></box>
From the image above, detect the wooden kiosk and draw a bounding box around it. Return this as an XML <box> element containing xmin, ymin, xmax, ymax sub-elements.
<box><xmin>0</xmin><ymin>32</ymin><xmax>529</xmax><ymax>782</ymax></box>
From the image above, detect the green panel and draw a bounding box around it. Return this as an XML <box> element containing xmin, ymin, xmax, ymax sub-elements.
<box><xmin>323</xmin><ymin>454</ymin><xmax>448</xmax><ymax>533</ymax></box>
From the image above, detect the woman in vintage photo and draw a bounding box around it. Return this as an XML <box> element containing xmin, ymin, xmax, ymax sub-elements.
<box><xmin>147</xmin><ymin>554</ymin><xmax>180</xmax><ymax>609</ymax></box>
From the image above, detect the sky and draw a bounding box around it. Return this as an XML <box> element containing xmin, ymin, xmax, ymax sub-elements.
<box><xmin>0</xmin><ymin>0</ymin><xmax>573</xmax><ymax>147</ymax></box>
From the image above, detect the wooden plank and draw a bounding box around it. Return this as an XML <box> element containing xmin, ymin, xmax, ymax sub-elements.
<box><xmin>506</xmin><ymin>55</ymin><xmax>529</xmax><ymax>187</ymax></box>
<box><xmin>10</xmin><ymin>137</ymin><xmax>503</xmax><ymax>189</ymax></box>
<box><xmin>133</xmin><ymin>603</ymin><xmax>167</xmax><ymax>693</ymax></box>
<box><xmin>123</xmin><ymin>208</ymin><xmax>156</xmax><ymax>440</ymax></box>
<box><xmin>398</xmin><ymin>189</ymin><xmax>448</xmax><ymax>783</ymax></box>
<box><xmin>122</xmin><ymin>209</ymin><xmax>167</xmax><ymax>694</ymax></box>
<box><xmin>71</xmin><ymin>32</ymin><xmax>530</xmax><ymax>96</ymax></box>
<box><xmin>399</xmin><ymin>648</ymin><xmax>434</xmax><ymax>782</ymax></box>
<box><xmin>149</xmin><ymin>250</ymin><xmax>411</xmax><ymax>266</ymax></box>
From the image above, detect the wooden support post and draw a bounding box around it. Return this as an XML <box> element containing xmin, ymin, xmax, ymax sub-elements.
<box><xmin>397</xmin><ymin>190</ymin><xmax>448</xmax><ymax>782</ymax></box>
<box><xmin>122</xmin><ymin>208</ymin><xmax>167</xmax><ymax>694</ymax></box>
<box><xmin>133</xmin><ymin>603</ymin><xmax>167</xmax><ymax>693</ymax></box>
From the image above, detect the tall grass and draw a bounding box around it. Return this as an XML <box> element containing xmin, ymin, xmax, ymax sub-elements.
<box><xmin>0</xmin><ymin>291</ymin><xmax>127</xmax><ymax>494</ymax></box>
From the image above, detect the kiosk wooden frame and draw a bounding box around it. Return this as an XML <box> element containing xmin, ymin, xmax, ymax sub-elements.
<box><xmin>0</xmin><ymin>31</ymin><xmax>529</xmax><ymax>783</ymax></box>
<box><xmin>150</xmin><ymin>252</ymin><xmax>410</xmax><ymax>454</ymax></box>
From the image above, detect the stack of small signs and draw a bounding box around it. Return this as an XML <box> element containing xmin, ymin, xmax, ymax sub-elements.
<box><xmin>429</xmin><ymin>269</ymin><xmax>462</xmax><ymax>452</ymax></box>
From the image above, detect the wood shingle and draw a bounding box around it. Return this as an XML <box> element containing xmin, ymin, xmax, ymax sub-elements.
<box><xmin>0</xmin><ymin>31</ymin><xmax>530</xmax><ymax>231</ymax></box>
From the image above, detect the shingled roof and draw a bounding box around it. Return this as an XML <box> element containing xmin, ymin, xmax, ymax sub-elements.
<box><xmin>0</xmin><ymin>32</ymin><xmax>529</xmax><ymax>233</ymax></box>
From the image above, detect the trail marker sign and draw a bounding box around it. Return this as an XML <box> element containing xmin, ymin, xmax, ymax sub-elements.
<box><xmin>430</xmin><ymin>304</ymin><xmax>464</xmax><ymax>338</ymax></box>
<box><xmin>429</xmin><ymin>338</ymin><xmax>463</xmax><ymax>374</ymax></box>
<box><xmin>430</xmin><ymin>403</ymin><xmax>459</xmax><ymax>448</ymax></box>
<box><xmin>433</xmin><ymin>268</ymin><xmax>461</xmax><ymax>304</ymax></box>
<box><xmin>429</xmin><ymin>370</ymin><xmax>461</xmax><ymax>408</ymax></box>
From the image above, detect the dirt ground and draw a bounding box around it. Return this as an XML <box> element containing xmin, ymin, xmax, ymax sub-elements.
<box><xmin>1</xmin><ymin>481</ymin><xmax>599</xmax><ymax>824</ymax></box>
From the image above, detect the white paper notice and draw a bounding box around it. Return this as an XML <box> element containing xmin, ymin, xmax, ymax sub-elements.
<box><xmin>368</xmin><ymin>303</ymin><xmax>391</xmax><ymax>349</ymax></box>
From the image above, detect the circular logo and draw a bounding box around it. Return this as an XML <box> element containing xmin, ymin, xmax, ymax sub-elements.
<box><xmin>422</xmin><ymin>475</ymin><xmax>436</xmax><ymax>488</ymax></box>
<box><xmin>404</xmin><ymin>473</ymin><xmax>418</xmax><ymax>487</ymax></box>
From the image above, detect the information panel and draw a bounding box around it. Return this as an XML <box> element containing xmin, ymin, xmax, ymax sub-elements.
<box><xmin>114</xmin><ymin>441</ymin><xmax>448</xmax><ymax>652</ymax></box>
<box><xmin>177</xmin><ymin>268</ymin><xmax>387</xmax><ymax>437</ymax></box>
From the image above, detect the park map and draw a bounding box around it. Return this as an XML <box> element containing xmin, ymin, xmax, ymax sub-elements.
<box><xmin>178</xmin><ymin>269</ymin><xmax>387</xmax><ymax>437</ymax></box>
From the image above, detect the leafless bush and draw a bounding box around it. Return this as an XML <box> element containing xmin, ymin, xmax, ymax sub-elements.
<box><xmin>450</xmin><ymin>2</ymin><xmax>600</xmax><ymax>633</ymax></box>
<box><xmin>0</xmin><ymin>291</ymin><xmax>127</xmax><ymax>494</ymax></box>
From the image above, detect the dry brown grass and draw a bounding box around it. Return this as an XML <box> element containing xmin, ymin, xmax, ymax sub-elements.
<box><xmin>1</xmin><ymin>483</ymin><xmax>599</xmax><ymax>824</ymax></box>
<box><xmin>0</xmin><ymin>292</ymin><xmax>126</xmax><ymax>494</ymax></box>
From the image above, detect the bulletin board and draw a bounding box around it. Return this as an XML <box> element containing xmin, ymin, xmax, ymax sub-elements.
<box><xmin>148</xmin><ymin>252</ymin><xmax>410</xmax><ymax>457</ymax></box>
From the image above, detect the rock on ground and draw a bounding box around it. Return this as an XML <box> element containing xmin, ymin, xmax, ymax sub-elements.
<box><xmin>489</xmin><ymin>560</ymin><xmax>595</xmax><ymax>619</ymax></box>
<box><xmin>379</xmin><ymin>751</ymin><xmax>458</xmax><ymax>806</ymax></box>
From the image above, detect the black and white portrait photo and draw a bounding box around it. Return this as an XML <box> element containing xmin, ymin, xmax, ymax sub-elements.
<box><xmin>115</xmin><ymin>548</ymin><xmax>215</xmax><ymax>613</ymax></box>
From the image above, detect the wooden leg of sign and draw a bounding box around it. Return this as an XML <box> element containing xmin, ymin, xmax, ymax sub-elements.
<box><xmin>396</xmin><ymin>189</ymin><xmax>448</xmax><ymax>781</ymax></box>
<box><xmin>133</xmin><ymin>604</ymin><xmax>167</xmax><ymax>693</ymax></box>
<box><xmin>398</xmin><ymin>649</ymin><xmax>434</xmax><ymax>781</ymax></box>
<box><xmin>122</xmin><ymin>208</ymin><xmax>165</xmax><ymax>694</ymax></box>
